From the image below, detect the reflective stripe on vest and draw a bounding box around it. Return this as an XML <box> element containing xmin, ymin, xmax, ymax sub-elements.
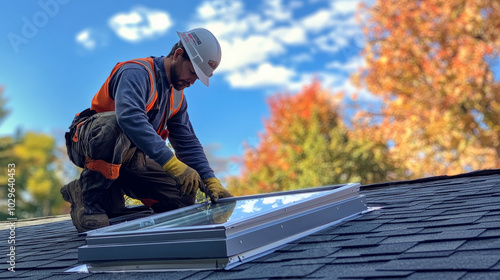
<box><xmin>157</xmin><ymin>87</ymin><xmax>184</xmax><ymax>140</ymax></box>
<box><xmin>168</xmin><ymin>87</ymin><xmax>184</xmax><ymax>119</ymax></box>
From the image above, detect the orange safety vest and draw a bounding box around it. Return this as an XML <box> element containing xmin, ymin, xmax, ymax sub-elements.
<box><xmin>90</xmin><ymin>57</ymin><xmax>184</xmax><ymax>140</ymax></box>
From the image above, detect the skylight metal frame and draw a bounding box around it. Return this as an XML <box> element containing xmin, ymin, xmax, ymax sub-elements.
<box><xmin>78</xmin><ymin>182</ymin><xmax>367</xmax><ymax>271</ymax></box>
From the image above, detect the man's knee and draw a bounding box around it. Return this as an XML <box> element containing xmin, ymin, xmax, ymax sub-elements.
<box><xmin>87</xmin><ymin>125</ymin><xmax>122</xmax><ymax>160</ymax></box>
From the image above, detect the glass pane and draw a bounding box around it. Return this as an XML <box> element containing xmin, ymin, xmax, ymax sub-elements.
<box><xmin>108</xmin><ymin>188</ymin><xmax>337</xmax><ymax>233</ymax></box>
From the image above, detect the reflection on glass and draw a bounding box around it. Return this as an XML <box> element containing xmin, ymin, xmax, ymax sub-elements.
<box><xmin>108</xmin><ymin>189</ymin><xmax>335</xmax><ymax>232</ymax></box>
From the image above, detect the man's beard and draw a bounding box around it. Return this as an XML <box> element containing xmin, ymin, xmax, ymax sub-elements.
<box><xmin>170</xmin><ymin>60</ymin><xmax>188</xmax><ymax>91</ymax></box>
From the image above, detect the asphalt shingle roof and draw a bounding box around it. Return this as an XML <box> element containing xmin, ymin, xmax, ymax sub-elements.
<box><xmin>2</xmin><ymin>169</ymin><xmax>500</xmax><ymax>279</ymax></box>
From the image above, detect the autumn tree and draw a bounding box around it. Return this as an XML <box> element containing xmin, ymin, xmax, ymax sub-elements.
<box><xmin>227</xmin><ymin>81</ymin><xmax>397</xmax><ymax>196</ymax></box>
<box><xmin>354</xmin><ymin>0</ymin><xmax>500</xmax><ymax>178</ymax></box>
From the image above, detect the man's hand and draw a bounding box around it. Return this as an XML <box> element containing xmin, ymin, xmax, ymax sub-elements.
<box><xmin>162</xmin><ymin>156</ymin><xmax>203</xmax><ymax>196</ymax></box>
<box><xmin>203</xmin><ymin>177</ymin><xmax>233</xmax><ymax>203</ymax></box>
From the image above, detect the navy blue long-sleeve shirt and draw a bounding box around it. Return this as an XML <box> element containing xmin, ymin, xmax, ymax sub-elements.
<box><xmin>106</xmin><ymin>56</ymin><xmax>215</xmax><ymax>180</ymax></box>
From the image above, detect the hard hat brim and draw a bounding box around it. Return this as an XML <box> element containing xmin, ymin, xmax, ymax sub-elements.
<box><xmin>177</xmin><ymin>31</ymin><xmax>210</xmax><ymax>87</ymax></box>
<box><xmin>192</xmin><ymin>61</ymin><xmax>209</xmax><ymax>86</ymax></box>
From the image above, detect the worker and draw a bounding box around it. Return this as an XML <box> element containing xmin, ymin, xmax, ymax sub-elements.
<box><xmin>61</xmin><ymin>28</ymin><xmax>233</xmax><ymax>233</ymax></box>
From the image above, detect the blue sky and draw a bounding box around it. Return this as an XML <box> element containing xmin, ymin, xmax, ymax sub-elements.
<box><xmin>0</xmin><ymin>0</ymin><xmax>373</xmax><ymax>177</ymax></box>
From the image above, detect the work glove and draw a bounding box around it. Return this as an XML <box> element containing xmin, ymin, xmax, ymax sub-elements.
<box><xmin>202</xmin><ymin>177</ymin><xmax>233</xmax><ymax>203</ymax></box>
<box><xmin>163</xmin><ymin>156</ymin><xmax>203</xmax><ymax>196</ymax></box>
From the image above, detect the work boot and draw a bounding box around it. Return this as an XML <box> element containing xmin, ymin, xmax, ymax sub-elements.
<box><xmin>60</xmin><ymin>180</ymin><xmax>109</xmax><ymax>233</ymax></box>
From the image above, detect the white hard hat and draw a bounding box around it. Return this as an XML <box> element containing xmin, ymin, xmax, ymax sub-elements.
<box><xmin>177</xmin><ymin>28</ymin><xmax>222</xmax><ymax>86</ymax></box>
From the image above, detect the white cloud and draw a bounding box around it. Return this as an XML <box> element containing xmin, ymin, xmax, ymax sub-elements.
<box><xmin>263</xmin><ymin>0</ymin><xmax>293</xmax><ymax>21</ymax></box>
<box><xmin>239</xmin><ymin>199</ymin><xmax>261</xmax><ymax>213</ymax></box>
<box><xmin>201</xmin><ymin>19</ymin><xmax>252</xmax><ymax>40</ymax></box>
<box><xmin>217</xmin><ymin>36</ymin><xmax>286</xmax><ymax>72</ymax></box>
<box><xmin>300</xmin><ymin>1</ymin><xmax>364</xmax><ymax>35</ymax></box>
<box><xmin>75</xmin><ymin>29</ymin><xmax>95</xmax><ymax>50</ymax></box>
<box><xmin>270</xmin><ymin>25</ymin><xmax>307</xmax><ymax>45</ymax></box>
<box><xmin>197</xmin><ymin>2</ymin><xmax>218</xmax><ymax>19</ymax></box>
<box><xmin>192</xmin><ymin>0</ymin><xmax>367</xmax><ymax>90</ymax></box>
<box><xmin>331</xmin><ymin>0</ymin><xmax>360</xmax><ymax>14</ymax></box>
<box><xmin>195</xmin><ymin>0</ymin><xmax>272</xmax><ymax>36</ymax></box>
<box><xmin>226</xmin><ymin>63</ymin><xmax>296</xmax><ymax>88</ymax></box>
<box><xmin>108</xmin><ymin>6</ymin><xmax>172</xmax><ymax>43</ymax></box>
<box><xmin>313</xmin><ymin>16</ymin><xmax>364</xmax><ymax>53</ymax></box>
<box><xmin>75</xmin><ymin>28</ymin><xmax>108</xmax><ymax>51</ymax></box>
<box><xmin>301</xmin><ymin>9</ymin><xmax>333</xmax><ymax>31</ymax></box>
<box><xmin>197</xmin><ymin>0</ymin><xmax>244</xmax><ymax>21</ymax></box>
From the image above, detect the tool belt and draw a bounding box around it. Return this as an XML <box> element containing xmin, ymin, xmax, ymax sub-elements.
<box><xmin>64</xmin><ymin>108</ymin><xmax>97</xmax><ymax>167</ymax></box>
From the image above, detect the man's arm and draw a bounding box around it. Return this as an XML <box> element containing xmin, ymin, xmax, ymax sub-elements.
<box><xmin>167</xmin><ymin>101</ymin><xmax>233</xmax><ymax>202</ymax></box>
<box><xmin>166</xmin><ymin>100</ymin><xmax>215</xmax><ymax>180</ymax></box>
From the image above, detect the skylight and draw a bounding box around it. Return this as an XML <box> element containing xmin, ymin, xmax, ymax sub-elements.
<box><xmin>77</xmin><ymin>183</ymin><xmax>367</xmax><ymax>272</ymax></box>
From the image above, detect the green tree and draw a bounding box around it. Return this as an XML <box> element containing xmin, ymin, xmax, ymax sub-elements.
<box><xmin>0</xmin><ymin>85</ymin><xmax>9</xmax><ymax>123</ymax></box>
<box><xmin>227</xmin><ymin>81</ymin><xmax>397</xmax><ymax>196</ymax></box>
<box><xmin>13</xmin><ymin>132</ymin><xmax>66</xmax><ymax>217</ymax></box>
<box><xmin>0</xmin><ymin>86</ymin><xmax>13</xmax><ymax>166</ymax></box>
<box><xmin>0</xmin><ymin>86</ymin><xmax>15</xmax><ymax>220</ymax></box>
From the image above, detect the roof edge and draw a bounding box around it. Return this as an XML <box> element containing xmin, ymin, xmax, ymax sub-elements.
<box><xmin>362</xmin><ymin>168</ymin><xmax>500</xmax><ymax>190</ymax></box>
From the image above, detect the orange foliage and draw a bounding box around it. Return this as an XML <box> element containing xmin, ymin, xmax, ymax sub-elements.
<box><xmin>228</xmin><ymin>81</ymin><xmax>341</xmax><ymax>195</ymax></box>
<box><xmin>227</xmin><ymin>81</ymin><xmax>397</xmax><ymax>196</ymax></box>
<box><xmin>355</xmin><ymin>0</ymin><xmax>500</xmax><ymax>178</ymax></box>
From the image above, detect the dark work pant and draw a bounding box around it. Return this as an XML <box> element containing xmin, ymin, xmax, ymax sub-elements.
<box><xmin>65</xmin><ymin>111</ymin><xmax>195</xmax><ymax>215</ymax></box>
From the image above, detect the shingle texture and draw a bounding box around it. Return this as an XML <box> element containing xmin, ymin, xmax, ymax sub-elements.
<box><xmin>1</xmin><ymin>169</ymin><xmax>500</xmax><ymax>279</ymax></box>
